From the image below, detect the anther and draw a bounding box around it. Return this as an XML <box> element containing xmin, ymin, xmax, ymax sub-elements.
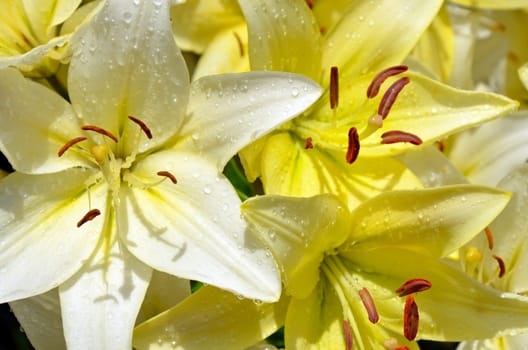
<box><xmin>485</xmin><ymin>226</ymin><xmax>494</xmax><ymax>250</ymax></box>
<box><xmin>435</xmin><ymin>140</ymin><xmax>445</xmax><ymax>153</ymax></box>
<box><xmin>378</xmin><ymin>77</ymin><xmax>410</xmax><ymax>119</ymax></box>
<box><xmin>81</xmin><ymin>125</ymin><xmax>118</xmax><ymax>142</ymax></box>
<box><xmin>233</xmin><ymin>32</ymin><xmax>244</xmax><ymax>57</ymax></box>
<box><xmin>395</xmin><ymin>278</ymin><xmax>432</xmax><ymax>297</ymax></box>
<box><xmin>343</xmin><ymin>320</ymin><xmax>353</xmax><ymax>350</ymax></box>
<box><xmin>492</xmin><ymin>254</ymin><xmax>506</xmax><ymax>278</ymax></box>
<box><xmin>58</xmin><ymin>137</ymin><xmax>87</xmax><ymax>157</ymax></box>
<box><xmin>128</xmin><ymin>115</ymin><xmax>153</xmax><ymax>139</ymax></box>
<box><xmin>305</xmin><ymin>137</ymin><xmax>314</xmax><ymax>149</ymax></box>
<box><xmin>305</xmin><ymin>0</ymin><xmax>314</xmax><ymax>9</ymax></box>
<box><xmin>403</xmin><ymin>295</ymin><xmax>419</xmax><ymax>341</ymax></box>
<box><xmin>381</xmin><ymin>130</ymin><xmax>422</xmax><ymax>145</ymax></box>
<box><xmin>367</xmin><ymin>65</ymin><xmax>408</xmax><ymax>99</ymax></box>
<box><xmin>77</xmin><ymin>209</ymin><xmax>101</xmax><ymax>227</ymax></box>
<box><xmin>346</xmin><ymin>127</ymin><xmax>360</xmax><ymax>164</ymax></box>
<box><xmin>157</xmin><ymin>171</ymin><xmax>177</xmax><ymax>184</ymax></box>
<box><xmin>330</xmin><ymin>66</ymin><xmax>339</xmax><ymax>109</ymax></box>
<box><xmin>358</xmin><ymin>287</ymin><xmax>379</xmax><ymax>324</ymax></box>
<box><xmin>395</xmin><ymin>346</ymin><xmax>410</xmax><ymax>350</ymax></box>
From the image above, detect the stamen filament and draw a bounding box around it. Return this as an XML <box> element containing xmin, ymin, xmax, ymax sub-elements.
<box><xmin>77</xmin><ymin>209</ymin><xmax>101</xmax><ymax>227</ymax></box>
<box><xmin>358</xmin><ymin>287</ymin><xmax>379</xmax><ymax>324</ymax></box>
<box><xmin>346</xmin><ymin>127</ymin><xmax>360</xmax><ymax>164</ymax></box>
<box><xmin>58</xmin><ymin>137</ymin><xmax>87</xmax><ymax>157</ymax></box>
<box><xmin>233</xmin><ymin>31</ymin><xmax>244</xmax><ymax>57</ymax></box>
<box><xmin>157</xmin><ymin>171</ymin><xmax>177</xmax><ymax>184</ymax></box>
<box><xmin>128</xmin><ymin>115</ymin><xmax>153</xmax><ymax>139</ymax></box>
<box><xmin>81</xmin><ymin>125</ymin><xmax>118</xmax><ymax>142</ymax></box>
<box><xmin>403</xmin><ymin>295</ymin><xmax>419</xmax><ymax>341</ymax></box>
<box><xmin>378</xmin><ymin>77</ymin><xmax>410</xmax><ymax>119</ymax></box>
<box><xmin>367</xmin><ymin>65</ymin><xmax>408</xmax><ymax>99</ymax></box>
<box><xmin>396</xmin><ymin>278</ymin><xmax>432</xmax><ymax>297</ymax></box>
<box><xmin>381</xmin><ymin>130</ymin><xmax>422</xmax><ymax>145</ymax></box>
<box><xmin>485</xmin><ymin>226</ymin><xmax>494</xmax><ymax>250</ymax></box>
<box><xmin>343</xmin><ymin>320</ymin><xmax>353</xmax><ymax>350</ymax></box>
<box><xmin>492</xmin><ymin>254</ymin><xmax>506</xmax><ymax>278</ymax></box>
<box><xmin>330</xmin><ymin>66</ymin><xmax>339</xmax><ymax>109</ymax></box>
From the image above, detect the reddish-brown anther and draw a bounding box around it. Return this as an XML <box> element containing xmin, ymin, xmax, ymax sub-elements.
<box><xmin>77</xmin><ymin>209</ymin><xmax>101</xmax><ymax>227</ymax></box>
<box><xmin>346</xmin><ymin>127</ymin><xmax>360</xmax><ymax>164</ymax></box>
<box><xmin>381</xmin><ymin>130</ymin><xmax>422</xmax><ymax>145</ymax></box>
<box><xmin>395</xmin><ymin>346</ymin><xmax>410</xmax><ymax>350</ymax></box>
<box><xmin>396</xmin><ymin>278</ymin><xmax>432</xmax><ymax>297</ymax></box>
<box><xmin>485</xmin><ymin>226</ymin><xmax>494</xmax><ymax>250</ymax></box>
<box><xmin>358</xmin><ymin>287</ymin><xmax>379</xmax><ymax>324</ymax></box>
<box><xmin>128</xmin><ymin>115</ymin><xmax>153</xmax><ymax>139</ymax></box>
<box><xmin>492</xmin><ymin>254</ymin><xmax>506</xmax><ymax>278</ymax></box>
<box><xmin>58</xmin><ymin>137</ymin><xmax>88</xmax><ymax>157</ymax></box>
<box><xmin>378</xmin><ymin>77</ymin><xmax>410</xmax><ymax>119</ymax></box>
<box><xmin>233</xmin><ymin>32</ymin><xmax>244</xmax><ymax>57</ymax></box>
<box><xmin>403</xmin><ymin>295</ymin><xmax>419</xmax><ymax>341</ymax></box>
<box><xmin>157</xmin><ymin>171</ymin><xmax>177</xmax><ymax>184</ymax></box>
<box><xmin>343</xmin><ymin>320</ymin><xmax>353</xmax><ymax>350</ymax></box>
<box><xmin>367</xmin><ymin>65</ymin><xmax>408</xmax><ymax>99</ymax></box>
<box><xmin>81</xmin><ymin>125</ymin><xmax>118</xmax><ymax>142</ymax></box>
<box><xmin>305</xmin><ymin>0</ymin><xmax>314</xmax><ymax>9</ymax></box>
<box><xmin>330</xmin><ymin>66</ymin><xmax>339</xmax><ymax>109</ymax></box>
<box><xmin>305</xmin><ymin>137</ymin><xmax>314</xmax><ymax>149</ymax></box>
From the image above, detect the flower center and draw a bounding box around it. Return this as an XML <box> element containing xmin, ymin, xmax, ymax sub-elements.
<box><xmin>58</xmin><ymin>115</ymin><xmax>177</xmax><ymax>228</ymax></box>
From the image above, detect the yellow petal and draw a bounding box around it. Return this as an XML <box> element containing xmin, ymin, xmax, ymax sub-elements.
<box><xmin>345</xmin><ymin>185</ymin><xmax>510</xmax><ymax>258</ymax></box>
<box><xmin>259</xmin><ymin>132</ymin><xmax>421</xmax><ymax>208</ymax></box>
<box><xmin>449</xmin><ymin>0</ymin><xmax>528</xmax><ymax>9</ymax></box>
<box><xmin>134</xmin><ymin>286</ymin><xmax>289</xmax><ymax>350</ymax></box>
<box><xmin>242</xmin><ymin>194</ymin><xmax>350</xmax><ymax>298</ymax></box>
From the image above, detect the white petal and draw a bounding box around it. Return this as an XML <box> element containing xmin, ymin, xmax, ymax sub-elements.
<box><xmin>0</xmin><ymin>169</ymin><xmax>107</xmax><ymax>302</ymax></box>
<box><xmin>68</xmin><ymin>0</ymin><xmax>190</xmax><ymax>153</ymax></box>
<box><xmin>449</xmin><ymin>112</ymin><xmax>528</xmax><ymax>186</ymax></box>
<box><xmin>177</xmin><ymin>71</ymin><xmax>322</xmax><ymax>170</ymax></box>
<box><xmin>10</xmin><ymin>289</ymin><xmax>66</xmax><ymax>350</ymax></box>
<box><xmin>59</xmin><ymin>239</ymin><xmax>152</xmax><ymax>350</ymax></box>
<box><xmin>0</xmin><ymin>68</ymin><xmax>89</xmax><ymax>174</ymax></box>
<box><xmin>119</xmin><ymin>150</ymin><xmax>281</xmax><ymax>301</ymax></box>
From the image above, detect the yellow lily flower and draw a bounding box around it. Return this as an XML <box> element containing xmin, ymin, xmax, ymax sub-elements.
<box><xmin>456</xmin><ymin>165</ymin><xmax>528</xmax><ymax>350</ymax></box>
<box><xmin>237</xmin><ymin>0</ymin><xmax>518</xmax><ymax>208</ymax></box>
<box><xmin>134</xmin><ymin>186</ymin><xmax>528</xmax><ymax>349</ymax></box>
<box><xmin>0</xmin><ymin>0</ymin><xmax>323</xmax><ymax>348</ymax></box>
<box><xmin>0</xmin><ymin>0</ymin><xmax>91</xmax><ymax>77</ymax></box>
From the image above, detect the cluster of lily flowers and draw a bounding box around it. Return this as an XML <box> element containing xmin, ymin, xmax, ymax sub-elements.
<box><xmin>2</xmin><ymin>0</ymin><xmax>528</xmax><ymax>349</ymax></box>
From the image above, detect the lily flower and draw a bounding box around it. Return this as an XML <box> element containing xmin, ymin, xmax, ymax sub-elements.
<box><xmin>0</xmin><ymin>0</ymin><xmax>323</xmax><ymax>348</ymax></box>
<box><xmin>235</xmin><ymin>0</ymin><xmax>519</xmax><ymax>208</ymax></box>
<box><xmin>134</xmin><ymin>185</ymin><xmax>528</xmax><ymax>349</ymax></box>
<box><xmin>0</xmin><ymin>0</ymin><xmax>95</xmax><ymax>77</ymax></box>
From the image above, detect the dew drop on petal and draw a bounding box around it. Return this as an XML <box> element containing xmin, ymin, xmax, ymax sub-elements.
<box><xmin>203</xmin><ymin>185</ymin><xmax>212</xmax><ymax>194</ymax></box>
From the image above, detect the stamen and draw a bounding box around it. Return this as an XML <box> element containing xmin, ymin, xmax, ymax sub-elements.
<box><xmin>378</xmin><ymin>77</ymin><xmax>410</xmax><ymax>119</ymax></box>
<box><xmin>395</xmin><ymin>346</ymin><xmax>410</xmax><ymax>350</ymax></box>
<box><xmin>485</xmin><ymin>226</ymin><xmax>494</xmax><ymax>250</ymax></box>
<box><xmin>403</xmin><ymin>295</ymin><xmax>419</xmax><ymax>341</ymax></box>
<box><xmin>320</xmin><ymin>26</ymin><xmax>327</xmax><ymax>35</ymax></box>
<box><xmin>77</xmin><ymin>209</ymin><xmax>101</xmax><ymax>227</ymax></box>
<box><xmin>435</xmin><ymin>140</ymin><xmax>445</xmax><ymax>152</ymax></box>
<box><xmin>395</xmin><ymin>278</ymin><xmax>432</xmax><ymax>297</ymax></box>
<box><xmin>157</xmin><ymin>171</ymin><xmax>177</xmax><ymax>184</ymax></box>
<box><xmin>305</xmin><ymin>0</ymin><xmax>314</xmax><ymax>9</ymax></box>
<box><xmin>81</xmin><ymin>125</ymin><xmax>118</xmax><ymax>142</ymax></box>
<box><xmin>358</xmin><ymin>287</ymin><xmax>379</xmax><ymax>324</ymax></box>
<box><xmin>305</xmin><ymin>137</ymin><xmax>314</xmax><ymax>149</ymax></box>
<box><xmin>367</xmin><ymin>65</ymin><xmax>408</xmax><ymax>99</ymax></box>
<box><xmin>128</xmin><ymin>115</ymin><xmax>153</xmax><ymax>139</ymax></box>
<box><xmin>381</xmin><ymin>130</ymin><xmax>422</xmax><ymax>145</ymax></box>
<box><xmin>233</xmin><ymin>32</ymin><xmax>244</xmax><ymax>57</ymax></box>
<box><xmin>58</xmin><ymin>137</ymin><xmax>87</xmax><ymax>157</ymax></box>
<box><xmin>346</xmin><ymin>127</ymin><xmax>360</xmax><ymax>164</ymax></box>
<box><xmin>492</xmin><ymin>254</ymin><xmax>506</xmax><ymax>278</ymax></box>
<box><xmin>330</xmin><ymin>66</ymin><xmax>339</xmax><ymax>109</ymax></box>
<box><xmin>342</xmin><ymin>320</ymin><xmax>353</xmax><ymax>350</ymax></box>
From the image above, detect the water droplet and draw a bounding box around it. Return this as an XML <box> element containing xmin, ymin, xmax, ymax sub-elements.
<box><xmin>203</xmin><ymin>185</ymin><xmax>212</xmax><ymax>194</ymax></box>
<box><xmin>123</xmin><ymin>11</ymin><xmax>133</xmax><ymax>23</ymax></box>
<box><xmin>291</xmin><ymin>88</ymin><xmax>299</xmax><ymax>97</ymax></box>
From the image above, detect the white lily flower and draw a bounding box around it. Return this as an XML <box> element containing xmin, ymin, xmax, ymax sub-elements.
<box><xmin>0</xmin><ymin>0</ymin><xmax>322</xmax><ymax>348</ymax></box>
